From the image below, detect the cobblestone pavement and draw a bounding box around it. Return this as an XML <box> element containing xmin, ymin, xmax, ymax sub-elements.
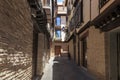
<box><xmin>41</xmin><ymin>56</ymin><xmax>96</xmax><ymax>80</ymax></box>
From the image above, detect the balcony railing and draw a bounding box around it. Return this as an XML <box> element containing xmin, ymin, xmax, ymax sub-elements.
<box><xmin>44</xmin><ymin>4</ymin><xmax>50</xmax><ymax>7</ymax></box>
<box><xmin>65</xmin><ymin>29</ymin><xmax>70</xmax><ymax>41</ymax></box>
<box><xmin>27</xmin><ymin>0</ymin><xmax>43</xmax><ymax>10</ymax></box>
<box><xmin>57</xmin><ymin>7</ymin><xmax>67</xmax><ymax>14</ymax></box>
<box><xmin>94</xmin><ymin>5</ymin><xmax>120</xmax><ymax>31</ymax></box>
<box><xmin>73</xmin><ymin>0</ymin><xmax>79</xmax><ymax>7</ymax></box>
<box><xmin>69</xmin><ymin>17</ymin><xmax>74</xmax><ymax>31</ymax></box>
<box><xmin>99</xmin><ymin>0</ymin><xmax>109</xmax><ymax>9</ymax></box>
<box><xmin>68</xmin><ymin>0</ymin><xmax>83</xmax><ymax>30</ymax></box>
<box><xmin>67</xmin><ymin>6</ymin><xmax>72</xmax><ymax>15</ymax></box>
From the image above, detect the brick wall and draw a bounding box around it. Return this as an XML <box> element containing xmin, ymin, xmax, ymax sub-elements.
<box><xmin>0</xmin><ymin>0</ymin><xmax>33</xmax><ymax>80</ymax></box>
<box><xmin>37</xmin><ymin>33</ymin><xmax>45</xmax><ymax>76</ymax></box>
<box><xmin>37</xmin><ymin>33</ymin><xmax>50</xmax><ymax>76</ymax></box>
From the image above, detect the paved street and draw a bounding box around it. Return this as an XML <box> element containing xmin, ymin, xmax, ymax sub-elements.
<box><xmin>41</xmin><ymin>56</ymin><xmax>96</xmax><ymax>80</ymax></box>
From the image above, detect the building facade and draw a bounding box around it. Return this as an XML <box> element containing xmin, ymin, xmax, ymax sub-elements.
<box><xmin>51</xmin><ymin>0</ymin><xmax>68</xmax><ymax>57</ymax></box>
<box><xmin>65</xmin><ymin>0</ymin><xmax>120</xmax><ymax>80</ymax></box>
<box><xmin>0</xmin><ymin>0</ymin><xmax>53</xmax><ymax>80</ymax></box>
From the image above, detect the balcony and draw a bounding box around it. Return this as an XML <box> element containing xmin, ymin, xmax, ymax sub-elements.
<box><xmin>69</xmin><ymin>18</ymin><xmax>74</xmax><ymax>31</ymax></box>
<box><xmin>42</xmin><ymin>1</ymin><xmax>52</xmax><ymax>23</ymax></box>
<box><xmin>99</xmin><ymin>0</ymin><xmax>119</xmax><ymax>13</ymax></box>
<box><xmin>57</xmin><ymin>7</ymin><xmax>67</xmax><ymax>14</ymax></box>
<box><xmin>74</xmin><ymin>1</ymin><xmax>83</xmax><ymax>28</ymax></box>
<box><xmin>67</xmin><ymin>6</ymin><xmax>72</xmax><ymax>15</ymax></box>
<box><xmin>65</xmin><ymin>29</ymin><xmax>70</xmax><ymax>41</ymax></box>
<box><xmin>27</xmin><ymin>0</ymin><xmax>37</xmax><ymax>8</ymax></box>
<box><xmin>68</xmin><ymin>1</ymin><xmax>83</xmax><ymax>30</ymax></box>
<box><xmin>28</xmin><ymin>0</ymin><xmax>42</xmax><ymax>10</ymax></box>
<box><xmin>73</xmin><ymin>0</ymin><xmax>79</xmax><ymax>7</ymax></box>
<box><xmin>28</xmin><ymin>0</ymin><xmax>47</xmax><ymax>30</ymax></box>
<box><xmin>93</xmin><ymin>5</ymin><xmax>120</xmax><ymax>31</ymax></box>
<box><xmin>44</xmin><ymin>8</ymin><xmax>51</xmax><ymax>23</ymax></box>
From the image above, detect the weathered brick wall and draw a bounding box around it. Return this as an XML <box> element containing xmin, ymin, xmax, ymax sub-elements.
<box><xmin>37</xmin><ymin>33</ymin><xmax>50</xmax><ymax>76</ymax></box>
<box><xmin>37</xmin><ymin>33</ymin><xmax>44</xmax><ymax>76</ymax></box>
<box><xmin>0</xmin><ymin>0</ymin><xmax>33</xmax><ymax>80</ymax></box>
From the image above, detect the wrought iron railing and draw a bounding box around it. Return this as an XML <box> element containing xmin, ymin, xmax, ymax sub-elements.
<box><xmin>67</xmin><ymin>6</ymin><xmax>71</xmax><ymax>15</ymax></box>
<box><xmin>69</xmin><ymin>18</ymin><xmax>74</xmax><ymax>31</ymax></box>
<box><xmin>68</xmin><ymin>0</ymin><xmax>83</xmax><ymax>30</ymax></box>
<box><xmin>73</xmin><ymin>0</ymin><xmax>79</xmax><ymax>7</ymax></box>
<box><xmin>65</xmin><ymin>30</ymin><xmax>70</xmax><ymax>41</ymax></box>
<box><xmin>74</xmin><ymin>0</ymin><xmax>83</xmax><ymax>28</ymax></box>
<box><xmin>27</xmin><ymin>0</ymin><xmax>49</xmax><ymax>34</ymax></box>
<box><xmin>27</xmin><ymin>0</ymin><xmax>43</xmax><ymax>10</ymax></box>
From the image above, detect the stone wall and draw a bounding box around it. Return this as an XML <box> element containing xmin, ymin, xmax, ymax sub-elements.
<box><xmin>0</xmin><ymin>0</ymin><xmax>33</xmax><ymax>79</ymax></box>
<box><xmin>75</xmin><ymin>26</ymin><xmax>106</xmax><ymax>80</ymax></box>
<box><xmin>68</xmin><ymin>39</ymin><xmax>74</xmax><ymax>60</ymax></box>
<box><xmin>87</xmin><ymin>26</ymin><xmax>106</xmax><ymax>80</ymax></box>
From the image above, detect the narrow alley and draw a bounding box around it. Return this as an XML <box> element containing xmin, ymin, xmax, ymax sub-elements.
<box><xmin>41</xmin><ymin>56</ymin><xmax>95</xmax><ymax>80</ymax></box>
<box><xmin>0</xmin><ymin>0</ymin><xmax>120</xmax><ymax>80</ymax></box>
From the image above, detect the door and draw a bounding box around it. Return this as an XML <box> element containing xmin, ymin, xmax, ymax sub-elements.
<box><xmin>55</xmin><ymin>46</ymin><xmax>61</xmax><ymax>56</ymax></box>
<box><xmin>81</xmin><ymin>38</ymin><xmax>87</xmax><ymax>68</ymax></box>
<box><xmin>73</xmin><ymin>35</ymin><xmax>76</xmax><ymax>61</ymax></box>
<box><xmin>117</xmin><ymin>33</ymin><xmax>120</xmax><ymax>80</ymax></box>
<box><xmin>78</xmin><ymin>40</ymin><xmax>80</xmax><ymax>66</ymax></box>
<box><xmin>32</xmin><ymin>30</ymin><xmax>38</xmax><ymax>78</ymax></box>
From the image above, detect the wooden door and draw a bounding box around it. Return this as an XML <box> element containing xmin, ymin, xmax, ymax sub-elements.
<box><xmin>55</xmin><ymin>46</ymin><xmax>61</xmax><ymax>56</ymax></box>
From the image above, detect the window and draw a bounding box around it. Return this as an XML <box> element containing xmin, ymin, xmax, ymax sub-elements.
<box><xmin>55</xmin><ymin>30</ymin><xmax>61</xmax><ymax>39</ymax></box>
<box><xmin>99</xmin><ymin>0</ymin><xmax>109</xmax><ymax>9</ymax></box>
<box><xmin>56</xmin><ymin>17</ymin><xmax>61</xmax><ymax>26</ymax></box>
<box><xmin>117</xmin><ymin>33</ymin><xmax>120</xmax><ymax>80</ymax></box>
<box><xmin>72</xmin><ymin>0</ymin><xmax>83</xmax><ymax>28</ymax></box>
<box><xmin>67</xmin><ymin>1</ymin><xmax>84</xmax><ymax>30</ymax></box>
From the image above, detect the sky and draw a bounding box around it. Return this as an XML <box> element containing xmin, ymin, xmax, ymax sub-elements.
<box><xmin>57</xmin><ymin>0</ymin><xmax>64</xmax><ymax>3</ymax></box>
<box><xmin>56</xmin><ymin>17</ymin><xmax>61</xmax><ymax>26</ymax></box>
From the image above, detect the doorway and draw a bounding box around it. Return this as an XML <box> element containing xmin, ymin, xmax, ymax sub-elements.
<box><xmin>81</xmin><ymin>37</ymin><xmax>87</xmax><ymax>68</ymax></box>
<box><xmin>73</xmin><ymin>35</ymin><xmax>76</xmax><ymax>62</ymax></box>
<box><xmin>117</xmin><ymin>33</ymin><xmax>120</xmax><ymax>80</ymax></box>
<box><xmin>109</xmin><ymin>30</ymin><xmax>120</xmax><ymax>80</ymax></box>
<box><xmin>78</xmin><ymin>40</ymin><xmax>80</xmax><ymax>66</ymax></box>
<box><xmin>55</xmin><ymin>46</ymin><xmax>61</xmax><ymax>56</ymax></box>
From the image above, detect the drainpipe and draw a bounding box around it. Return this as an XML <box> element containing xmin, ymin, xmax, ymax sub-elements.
<box><xmin>90</xmin><ymin>0</ymin><xmax>91</xmax><ymax>21</ymax></box>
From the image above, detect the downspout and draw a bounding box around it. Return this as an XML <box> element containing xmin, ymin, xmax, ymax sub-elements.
<box><xmin>90</xmin><ymin>0</ymin><xmax>91</xmax><ymax>21</ymax></box>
